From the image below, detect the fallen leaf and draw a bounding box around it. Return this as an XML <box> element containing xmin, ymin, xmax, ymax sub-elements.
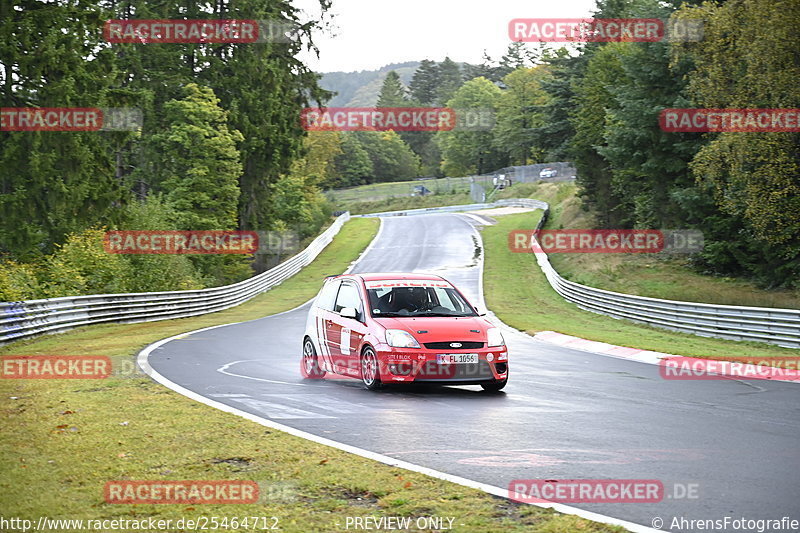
<box><xmin>403</xmin><ymin>482</ymin><xmax>412</xmax><ymax>489</ymax></box>
<box><xmin>318</xmin><ymin>459</ymin><xmax>329</xmax><ymax>465</ymax></box>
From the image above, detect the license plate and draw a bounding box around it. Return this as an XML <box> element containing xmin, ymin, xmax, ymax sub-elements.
<box><xmin>436</xmin><ymin>353</ymin><xmax>479</xmax><ymax>364</ymax></box>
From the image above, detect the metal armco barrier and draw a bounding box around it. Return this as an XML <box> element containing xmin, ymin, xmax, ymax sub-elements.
<box><xmin>1</xmin><ymin>213</ymin><xmax>351</xmax><ymax>345</ymax></box>
<box><xmin>524</xmin><ymin>202</ymin><xmax>800</xmax><ymax>350</ymax></box>
<box><xmin>4</xmin><ymin>200</ymin><xmax>799</xmax><ymax>349</ymax></box>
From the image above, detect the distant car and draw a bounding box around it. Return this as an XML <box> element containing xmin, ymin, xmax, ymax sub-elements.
<box><xmin>302</xmin><ymin>273</ymin><xmax>508</xmax><ymax>391</ymax></box>
<box><xmin>539</xmin><ymin>168</ymin><xmax>558</xmax><ymax>178</ymax></box>
<box><xmin>411</xmin><ymin>185</ymin><xmax>431</xmax><ymax>196</ymax></box>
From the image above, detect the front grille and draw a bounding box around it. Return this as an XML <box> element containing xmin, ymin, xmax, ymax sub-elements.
<box><xmin>423</xmin><ymin>341</ymin><xmax>484</xmax><ymax>350</ymax></box>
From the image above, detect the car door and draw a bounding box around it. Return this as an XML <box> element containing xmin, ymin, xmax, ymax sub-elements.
<box><xmin>331</xmin><ymin>281</ymin><xmax>367</xmax><ymax>375</ymax></box>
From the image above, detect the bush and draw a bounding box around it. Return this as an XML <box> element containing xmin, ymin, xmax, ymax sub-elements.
<box><xmin>0</xmin><ymin>259</ymin><xmax>43</xmax><ymax>300</ymax></box>
<box><xmin>118</xmin><ymin>196</ymin><xmax>208</xmax><ymax>291</ymax></box>
<box><xmin>42</xmin><ymin>228</ymin><xmax>131</xmax><ymax>297</ymax></box>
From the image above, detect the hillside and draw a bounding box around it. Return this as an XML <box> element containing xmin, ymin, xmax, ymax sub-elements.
<box><xmin>319</xmin><ymin>61</ymin><xmax>420</xmax><ymax>107</ymax></box>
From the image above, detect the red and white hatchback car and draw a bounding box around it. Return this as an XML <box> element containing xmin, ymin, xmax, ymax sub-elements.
<box><xmin>301</xmin><ymin>273</ymin><xmax>508</xmax><ymax>391</ymax></box>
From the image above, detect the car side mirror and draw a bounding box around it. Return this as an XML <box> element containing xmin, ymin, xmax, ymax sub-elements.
<box><xmin>340</xmin><ymin>307</ymin><xmax>358</xmax><ymax>320</ymax></box>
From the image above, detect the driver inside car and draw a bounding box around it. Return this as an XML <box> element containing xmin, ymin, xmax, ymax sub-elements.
<box><xmin>389</xmin><ymin>287</ymin><xmax>430</xmax><ymax>314</ymax></box>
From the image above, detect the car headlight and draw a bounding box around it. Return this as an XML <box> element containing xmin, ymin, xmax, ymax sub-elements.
<box><xmin>385</xmin><ymin>329</ymin><xmax>420</xmax><ymax>348</ymax></box>
<box><xmin>487</xmin><ymin>327</ymin><xmax>505</xmax><ymax>347</ymax></box>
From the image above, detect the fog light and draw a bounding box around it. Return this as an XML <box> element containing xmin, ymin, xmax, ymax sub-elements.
<box><xmin>487</xmin><ymin>353</ymin><xmax>494</xmax><ymax>362</ymax></box>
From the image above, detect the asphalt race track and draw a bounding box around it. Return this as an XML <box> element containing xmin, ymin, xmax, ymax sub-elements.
<box><xmin>146</xmin><ymin>213</ymin><xmax>800</xmax><ymax>532</ymax></box>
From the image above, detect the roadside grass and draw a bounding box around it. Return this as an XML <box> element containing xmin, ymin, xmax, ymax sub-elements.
<box><xmin>338</xmin><ymin>190</ymin><xmax>473</xmax><ymax>216</ymax></box>
<box><xmin>482</xmin><ymin>209</ymin><xmax>800</xmax><ymax>360</ymax></box>
<box><xmin>0</xmin><ymin>216</ymin><xmax>620</xmax><ymax>533</ymax></box>
<box><xmin>326</xmin><ymin>176</ymin><xmax>473</xmax><ymax>204</ymax></box>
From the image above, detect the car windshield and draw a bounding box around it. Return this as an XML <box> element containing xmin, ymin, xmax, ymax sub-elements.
<box><xmin>365</xmin><ymin>281</ymin><xmax>477</xmax><ymax>318</ymax></box>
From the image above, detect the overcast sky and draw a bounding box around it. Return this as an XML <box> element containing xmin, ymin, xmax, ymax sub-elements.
<box><xmin>294</xmin><ymin>0</ymin><xmax>599</xmax><ymax>73</ymax></box>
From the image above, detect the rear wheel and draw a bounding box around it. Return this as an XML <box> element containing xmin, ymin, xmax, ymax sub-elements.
<box><xmin>360</xmin><ymin>346</ymin><xmax>384</xmax><ymax>390</ymax></box>
<box><xmin>480</xmin><ymin>379</ymin><xmax>507</xmax><ymax>392</ymax></box>
<box><xmin>301</xmin><ymin>338</ymin><xmax>326</xmax><ymax>379</ymax></box>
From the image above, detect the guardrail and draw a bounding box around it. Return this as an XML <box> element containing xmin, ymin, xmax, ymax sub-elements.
<box><xmin>525</xmin><ymin>204</ymin><xmax>800</xmax><ymax>350</ymax></box>
<box><xmin>0</xmin><ymin>213</ymin><xmax>351</xmax><ymax>345</ymax></box>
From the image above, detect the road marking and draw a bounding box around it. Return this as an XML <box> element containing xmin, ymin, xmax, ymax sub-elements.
<box><xmin>265</xmin><ymin>394</ymin><xmax>376</xmax><ymax>414</ymax></box>
<box><xmin>217</xmin><ymin>360</ymin><xmax>312</xmax><ymax>387</ymax></box>
<box><xmin>225</xmin><ymin>396</ymin><xmax>334</xmax><ymax>419</ymax></box>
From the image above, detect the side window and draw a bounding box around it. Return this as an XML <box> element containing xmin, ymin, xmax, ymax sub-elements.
<box><xmin>316</xmin><ymin>280</ymin><xmax>340</xmax><ymax>311</ymax></box>
<box><xmin>334</xmin><ymin>283</ymin><xmax>362</xmax><ymax>317</ymax></box>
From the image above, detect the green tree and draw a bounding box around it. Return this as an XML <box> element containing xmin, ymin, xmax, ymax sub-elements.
<box><xmin>496</xmin><ymin>43</ymin><xmax>539</xmax><ymax>79</ymax></box>
<box><xmin>150</xmin><ymin>84</ymin><xmax>243</xmax><ymax>231</ymax></box>
<box><xmin>494</xmin><ymin>67</ymin><xmax>550</xmax><ymax>165</ymax></box>
<box><xmin>331</xmin><ymin>133</ymin><xmax>373</xmax><ymax>187</ymax></box>
<box><xmin>436</xmin><ymin>78</ymin><xmax>507</xmax><ymax>176</ymax></box>
<box><xmin>676</xmin><ymin>0</ymin><xmax>800</xmax><ymax>287</ymax></box>
<box><xmin>409</xmin><ymin>60</ymin><xmax>440</xmax><ymax>105</ymax></box>
<box><xmin>568</xmin><ymin>44</ymin><xmax>627</xmax><ymax>227</ymax></box>
<box><xmin>436</xmin><ymin>57</ymin><xmax>464</xmax><ymax>106</ymax></box>
<box><xmin>377</xmin><ymin>71</ymin><xmax>409</xmax><ymax>107</ymax></box>
<box><xmin>355</xmin><ymin>131</ymin><xmax>420</xmax><ymax>181</ymax></box>
<box><xmin>0</xmin><ymin>0</ymin><xmax>133</xmax><ymax>258</ymax></box>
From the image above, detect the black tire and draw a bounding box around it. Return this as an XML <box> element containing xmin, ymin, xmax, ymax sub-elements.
<box><xmin>480</xmin><ymin>379</ymin><xmax>507</xmax><ymax>392</ymax></box>
<box><xmin>300</xmin><ymin>338</ymin><xmax>326</xmax><ymax>379</ymax></box>
<box><xmin>360</xmin><ymin>346</ymin><xmax>384</xmax><ymax>390</ymax></box>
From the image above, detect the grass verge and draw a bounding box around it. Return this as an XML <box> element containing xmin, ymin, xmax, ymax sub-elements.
<box><xmin>0</xmin><ymin>216</ymin><xmax>620</xmax><ymax>533</ymax></box>
<box><xmin>338</xmin><ymin>191</ymin><xmax>474</xmax><ymax>216</ymax></box>
<box><xmin>519</xmin><ymin>182</ymin><xmax>800</xmax><ymax>309</ymax></box>
<box><xmin>482</xmin><ymin>209</ymin><xmax>800</xmax><ymax>360</ymax></box>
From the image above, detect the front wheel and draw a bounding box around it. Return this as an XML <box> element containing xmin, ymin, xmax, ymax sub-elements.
<box><xmin>301</xmin><ymin>338</ymin><xmax>326</xmax><ymax>379</ymax></box>
<box><xmin>360</xmin><ymin>347</ymin><xmax>384</xmax><ymax>390</ymax></box>
<box><xmin>480</xmin><ymin>379</ymin><xmax>507</xmax><ymax>392</ymax></box>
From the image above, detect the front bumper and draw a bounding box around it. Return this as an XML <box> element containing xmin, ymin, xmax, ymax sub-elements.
<box><xmin>376</xmin><ymin>344</ymin><xmax>508</xmax><ymax>384</ymax></box>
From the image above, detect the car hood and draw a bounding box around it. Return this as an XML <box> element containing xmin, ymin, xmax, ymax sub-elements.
<box><xmin>373</xmin><ymin>316</ymin><xmax>491</xmax><ymax>343</ymax></box>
